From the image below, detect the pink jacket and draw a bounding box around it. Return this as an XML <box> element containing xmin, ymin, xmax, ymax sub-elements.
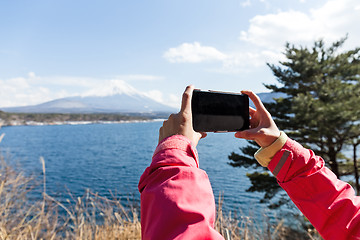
<box><xmin>263</xmin><ymin>134</ymin><xmax>360</xmax><ymax>240</ymax></box>
<box><xmin>138</xmin><ymin>135</ymin><xmax>224</xmax><ymax>239</ymax></box>
<box><xmin>139</xmin><ymin>134</ymin><xmax>360</xmax><ymax>239</ymax></box>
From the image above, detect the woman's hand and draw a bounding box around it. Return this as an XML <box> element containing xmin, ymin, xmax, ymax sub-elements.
<box><xmin>159</xmin><ymin>85</ymin><xmax>206</xmax><ymax>147</ymax></box>
<box><xmin>235</xmin><ymin>90</ymin><xmax>280</xmax><ymax>148</ymax></box>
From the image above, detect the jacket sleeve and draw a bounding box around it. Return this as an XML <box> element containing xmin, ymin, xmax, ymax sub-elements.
<box><xmin>256</xmin><ymin>133</ymin><xmax>360</xmax><ymax>240</ymax></box>
<box><xmin>138</xmin><ymin>135</ymin><xmax>224</xmax><ymax>240</ymax></box>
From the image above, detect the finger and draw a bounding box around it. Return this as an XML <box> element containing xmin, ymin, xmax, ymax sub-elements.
<box><xmin>162</xmin><ymin>119</ymin><xmax>168</xmax><ymax>126</ymax></box>
<box><xmin>249</xmin><ymin>116</ymin><xmax>260</xmax><ymax>128</ymax></box>
<box><xmin>234</xmin><ymin>129</ymin><xmax>258</xmax><ymax>140</ymax></box>
<box><xmin>180</xmin><ymin>85</ymin><xmax>194</xmax><ymax>114</ymax></box>
<box><xmin>241</xmin><ymin>90</ymin><xmax>265</xmax><ymax>112</ymax></box>
<box><xmin>168</xmin><ymin>114</ymin><xmax>175</xmax><ymax>121</ymax></box>
<box><xmin>249</xmin><ymin>107</ymin><xmax>256</xmax><ymax>117</ymax></box>
<box><xmin>200</xmin><ymin>132</ymin><xmax>207</xmax><ymax>139</ymax></box>
<box><xmin>193</xmin><ymin>131</ymin><xmax>206</xmax><ymax>146</ymax></box>
<box><xmin>158</xmin><ymin>127</ymin><xmax>163</xmax><ymax>143</ymax></box>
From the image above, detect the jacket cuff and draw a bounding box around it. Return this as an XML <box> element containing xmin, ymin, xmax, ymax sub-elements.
<box><xmin>254</xmin><ymin>131</ymin><xmax>288</xmax><ymax>167</ymax></box>
<box><xmin>153</xmin><ymin>135</ymin><xmax>199</xmax><ymax>168</ymax></box>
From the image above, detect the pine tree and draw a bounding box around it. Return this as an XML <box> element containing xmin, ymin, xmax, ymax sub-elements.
<box><xmin>229</xmin><ymin>36</ymin><xmax>360</xmax><ymax>207</ymax></box>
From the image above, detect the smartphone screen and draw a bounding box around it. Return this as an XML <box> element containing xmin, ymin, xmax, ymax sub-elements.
<box><xmin>191</xmin><ymin>90</ymin><xmax>249</xmax><ymax>132</ymax></box>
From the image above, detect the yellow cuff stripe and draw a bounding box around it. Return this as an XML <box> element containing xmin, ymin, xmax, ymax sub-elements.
<box><xmin>254</xmin><ymin>131</ymin><xmax>288</xmax><ymax>167</ymax></box>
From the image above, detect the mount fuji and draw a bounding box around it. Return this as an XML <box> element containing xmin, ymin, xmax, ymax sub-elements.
<box><xmin>1</xmin><ymin>81</ymin><xmax>177</xmax><ymax>114</ymax></box>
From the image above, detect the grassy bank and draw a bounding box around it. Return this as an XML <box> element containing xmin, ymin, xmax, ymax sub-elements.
<box><xmin>0</xmin><ymin>137</ymin><xmax>321</xmax><ymax>239</ymax></box>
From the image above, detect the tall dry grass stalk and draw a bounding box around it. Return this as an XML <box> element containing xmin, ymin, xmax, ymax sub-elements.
<box><xmin>0</xmin><ymin>130</ymin><xmax>321</xmax><ymax>240</ymax></box>
<box><xmin>0</xmin><ymin>155</ymin><xmax>141</xmax><ymax>240</ymax></box>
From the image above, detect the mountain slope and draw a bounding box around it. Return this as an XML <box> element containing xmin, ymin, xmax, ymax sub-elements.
<box><xmin>1</xmin><ymin>94</ymin><xmax>177</xmax><ymax>114</ymax></box>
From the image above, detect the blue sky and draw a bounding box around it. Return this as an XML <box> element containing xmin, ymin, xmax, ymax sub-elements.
<box><xmin>1</xmin><ymin>0</ymin><xmax>359</xmax><ymax>108</ymax></box>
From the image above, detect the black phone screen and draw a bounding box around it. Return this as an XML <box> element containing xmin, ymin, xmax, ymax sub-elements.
<box><xmin>191</xmin><ymin>90</ymin><xmax>249</xmax><ymax>132</ymax></box>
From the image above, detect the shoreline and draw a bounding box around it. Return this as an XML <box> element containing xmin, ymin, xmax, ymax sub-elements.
<box><xmin>0</xmin><ymin>111</ymin><xmax>169</xmax><ymax>128</ymax></box>
<box><xmin>0</xmin><ymin>118</ymin><xmax>165</xmax><ymax>127</ymax></box>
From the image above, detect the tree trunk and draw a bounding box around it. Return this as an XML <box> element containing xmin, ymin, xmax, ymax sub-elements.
<box><xmin>353</xmin><ymin>143</ymin><xmax>360</xmax><ymax>195</ymax></box>
<box><xmin>328</xmin><ymin>147</ymin><xmax>339</xmax><ymax>177</ymax></box>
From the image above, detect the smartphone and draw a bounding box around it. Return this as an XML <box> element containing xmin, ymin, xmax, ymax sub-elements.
<box><xmin>191</xmin><ymin>89</ymin><xmax>249</xmax><ymax>132</ymax></box>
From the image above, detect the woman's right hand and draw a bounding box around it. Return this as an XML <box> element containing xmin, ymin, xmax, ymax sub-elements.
<box><xmin>235</xmin><ymin>90</ymin><xmax>280</xmax><ymax>148</ymax></box>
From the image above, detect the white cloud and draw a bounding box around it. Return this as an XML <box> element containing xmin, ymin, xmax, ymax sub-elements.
<box><xmin>163</xmin><ymin>41</ymin><xmax>272</xmax><ymax>72</ymax></box>
<box><xmin>38</xmin><ymin>76</ymin><xmax>101</xmax><ymax>88</ymax></box>
<box><xmin>163</xmin><ymin>42</ymin><xmax>282</xmax><ymax>73</ymax></box>
<box><xmin>240</xmin><ymin>10</ymin><xmax>313</xmax><ymax>50</ymax></box>
<box><xmin>0</xmin><ymin>73</ymin><xmax>70</xmax><ymax>107</ymax></box>
<box><xmin>28</xmin><ymin>72</ymin><xmax>36</xmax><ymax>79</ymax></box>
<box><xmin>168</xmin><ymin>94</ymin><xmax>181</xmax><ymax>109</ymax></box>
<box><xmin>163</xmin><ymin>43</ymin><xmax>281</xmax><ymax>73</ymax></box>
<box><xmin>163</xmin><ymin>42</ymin><xmax>227</xmax><ymax>63</ymax></box>
<box><xmin>164</xmin><ymin>0</ymin><xmax>360</xmax><ymax>74</ymax></box>
<box><xmin>221</xmin><ymin>51</ymin><xmax>275</xmax><ymax>73</ymax></box>
<box><xmin>143</xmin><ymin>90</ymin><xmax>164</xmax><ymax>103</ymax></box>
<box><xmin>235</xmin><ymin>0</ymin><xmax>360</xmax><ymax>69</ymax></box>
<box><xmin>240</xmin><ymin>0</ymin><xmax>360</xmax><ymax>51</ymax></box>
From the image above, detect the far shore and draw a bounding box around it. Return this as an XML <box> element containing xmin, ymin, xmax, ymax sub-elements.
<box><xmin>0</xmin><ymin>111</ymin><xmax>169</xmax><ymax>128</ymax></box>
<box><xmin>0</xmin><ymin>118</ymin><xmax>165</xmax><ymax>127</ymax></box>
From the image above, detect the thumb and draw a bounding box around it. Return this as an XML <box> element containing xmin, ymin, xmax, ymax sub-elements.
<box><xmin>180</xmin><ymin>85</ymin><xmax>194</xmax><ymax>114</ymax></box>
<box><xmin>234</xmin><ymin>129</ymin><xmax>259</xmax><ymax>141</ymax></box>
<box><xmin>191</xmin><ymin>131</ymin><xmax>205</xmax><ymax>147</ymax></box>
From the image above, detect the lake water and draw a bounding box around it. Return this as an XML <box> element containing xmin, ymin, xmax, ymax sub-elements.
<box><xmin>0</xmin><ymin>121</ymin><xmax>269</xmax><ymax>216</ymax></box>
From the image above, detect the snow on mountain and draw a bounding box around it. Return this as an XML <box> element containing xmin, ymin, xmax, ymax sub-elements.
<box><xmin>81</xmin><ymin>80</ymin><xmax>140</xmax><ymax>97</ymax></box>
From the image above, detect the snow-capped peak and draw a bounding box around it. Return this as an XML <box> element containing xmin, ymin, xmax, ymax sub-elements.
<box><xmin>82</xmin><ymin>80</ymin><xmax>141</xmax><ymax>97</ymax></box>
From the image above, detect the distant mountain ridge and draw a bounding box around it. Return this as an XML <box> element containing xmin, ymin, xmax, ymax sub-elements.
<box><xmin>1</xmin><ymin>90</ymin><xmax>285</xmax><ymax>114</ymax></box>
<box><xmin>1</xmin><ymin>93</ymin><xmax>177</xmax><ymax>114</ymax></box>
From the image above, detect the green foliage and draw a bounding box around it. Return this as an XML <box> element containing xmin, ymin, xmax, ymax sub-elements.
<box><xmin>228</xmin><ymin>141</ymin><xmax>260</xmax><ymax>168</ymax></box>
<box><xmin>246</xmin><ymin>172</ymin><xmax>280</xmax><ymax>200</ymax></box>
<box><xmin>266</xmin><ymin>36</ymin><xmax>360</xmax><ymax>176</ymax></box>
<box><xmin>229</xmin><ymin>36</ymin><xmax>360</xmax><ymax>209</ymax></box>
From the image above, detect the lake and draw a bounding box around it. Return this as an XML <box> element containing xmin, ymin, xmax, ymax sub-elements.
<box><xmin>0</xmin><ymin>121</ymin><xmax>269</xmax><ymax>216</ymax></box>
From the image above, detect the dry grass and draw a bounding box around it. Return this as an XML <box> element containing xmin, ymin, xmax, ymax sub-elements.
<box><xmin>0</xmin><ymin>131</ymin><xmax>321</xmax><ymax>240</ymax></box>
<box><xmin>214</xmin><ymin>193</ymin><xmax>322</xmax><ymax>240</ymax></box>
<box><xmin>0</xmin><ymin>132</ymin><xmax>141</xmax><ymax>240</ymax></box>
<box><xmin>0</xmin><ymin>155</ymin><xmax>141</xmax><ymax>240</ymax></box>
